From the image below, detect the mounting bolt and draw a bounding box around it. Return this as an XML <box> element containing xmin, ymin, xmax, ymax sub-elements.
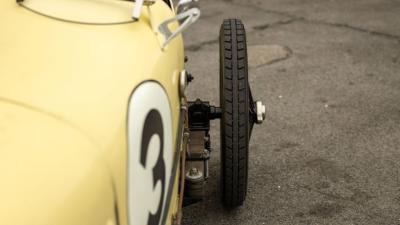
<box><xmin>186</xmin><ymin>167</ymin><xmax>203</xmax><ymax>181</ymax></box>
<box><xmin>189</xmin><ymin>168</ymin><xmax>198</xmax><ymax>176</ymax></box>
<box><xmin>187</xmin><ymin>73</ymin><xmax>194</xmax><ymax>83</ymax></box>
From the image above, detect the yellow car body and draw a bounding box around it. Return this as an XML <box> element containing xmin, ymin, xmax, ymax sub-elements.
<box><xmin>0</xmin><ymin>1</ymin><xmax>185</xmax><ymax>225</ymax></box>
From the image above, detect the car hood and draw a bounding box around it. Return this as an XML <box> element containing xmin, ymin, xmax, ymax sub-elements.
<box><xmin>0</xmin><ymin>100</ymin><xmax>117</xmax><ymax>225</ymax></box>
<box><xmin>0</xmin><ymin>0</ymin><xmax>182</xmax><ymax>148</ymax></box>
<box><xmin>20</xmin><ymin>0</ymin><xmax>134</xmax><ymax>24</ymax></box>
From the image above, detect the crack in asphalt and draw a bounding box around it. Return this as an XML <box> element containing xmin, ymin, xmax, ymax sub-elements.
<box><xmin>185</xmin><ymin>19</ymin><xmax>298</xmax><ymax>52</ymax></box>
<box><xmin>252</xmin><ymin>46</ymin><xmax>293</xmax><ymax>69</ymax></box>
<box><xmin>253</xmin><ymin>18</ymin><xmax>298</xmax><ymax>31</ymax></box>
<box><xmin>186</xmin><ymin>1</ymin><xmax>399</xmax><ymax>66</ymax></box>
<box><xmin>296</xmin><ymin>184</ymin><xmax>350</xmax><ymax>202</ymax></box>
<box><xmin>233</xmin><ymin>1</ymin><xmax>400</xmax><ymax>43</ymax></box>
<box><xmin>186</xmin><ymin>2</ymin><xmax>400</xmax><ymax>52</ymax></box>
<box><xmin>298</xmin><ymin>18</ymin><xmax>400</xmax><ymax>43</ymax></box>
<box><xmin>185</xmin><ymin>38</ymin><xmax>219</xmax><ymax>51</ymax></box>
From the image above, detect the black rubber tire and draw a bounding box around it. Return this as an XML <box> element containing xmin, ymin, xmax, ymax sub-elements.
<box><xmin>219</xmin><ymin>19</ymin><xmax>250</xmax><ymax>208</ymax></box>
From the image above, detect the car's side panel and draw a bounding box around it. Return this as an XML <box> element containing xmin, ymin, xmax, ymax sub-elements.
<box><xmin>0</xmin><ymin>101</ymin><xmax>117</xmax><ymax>225</ymax></box>
<box><xmin>0</xmin><ymin>1</ymin><xmax>184</xmax><ymax>225</ymax></box>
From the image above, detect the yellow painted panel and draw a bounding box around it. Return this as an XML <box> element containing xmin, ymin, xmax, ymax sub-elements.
<box><xmin>0</xmin><ymin>0</ymin><xmax>184</xmax><ymax>224</ymax></box>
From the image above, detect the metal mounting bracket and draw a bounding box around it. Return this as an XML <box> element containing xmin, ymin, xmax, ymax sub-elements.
<box><xmin>158</xmin><ymin>7</ymin><xmax>201</xmax><ymax>49</ymax></box>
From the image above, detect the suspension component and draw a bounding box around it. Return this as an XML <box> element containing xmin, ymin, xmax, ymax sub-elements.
<box><xmin>184</xmin><ymin>99</ymin><xmax>220</xmax><ymax>206</ymax></box>
<box><xmin>184</xmin><ymin>97</ymin><xmax>264</xmax><ymax>206</ymax></box>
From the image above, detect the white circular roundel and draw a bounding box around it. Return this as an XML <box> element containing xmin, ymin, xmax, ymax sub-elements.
<box><xmin>127</xmin><ymin>82</ymin><xmax>173</xmax><ymax>225</ymax></box>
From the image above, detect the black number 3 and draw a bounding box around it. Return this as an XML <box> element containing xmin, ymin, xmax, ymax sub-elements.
<box><xmin>140</xmin><ymin>109</ymin><xmax>166</xmax><ymax>225</ymax></box>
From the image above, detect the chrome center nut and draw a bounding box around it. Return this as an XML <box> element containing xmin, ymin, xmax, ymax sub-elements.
<box><xmin>255</xmin><ymin>101</ymin><xmax>266</xmax><ymax>124</ymax></box>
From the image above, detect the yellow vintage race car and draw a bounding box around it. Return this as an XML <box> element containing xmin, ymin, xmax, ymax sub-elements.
<box><xmin>0</xmin><ymin>0</ymin><xmax>265</xmax><ymax>225</ymax></box>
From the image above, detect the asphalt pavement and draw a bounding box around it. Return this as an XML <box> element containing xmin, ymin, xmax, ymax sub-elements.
<box><xmin>182</xmin><ymin>0</ymin><xmax>400</xmax><ymax>224</ymax></box>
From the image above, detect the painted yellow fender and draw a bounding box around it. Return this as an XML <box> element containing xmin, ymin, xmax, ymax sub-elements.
<box><xmin>0</xmin><ymin>1</ymin><xmax>185</xmax><ymax>225</ymax></box>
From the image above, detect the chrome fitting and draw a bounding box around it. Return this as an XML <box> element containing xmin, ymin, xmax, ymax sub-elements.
<box><xmin>255</xmin><ymin>101</ymin><xmax>266</xmax><ymax>124</ymax></box>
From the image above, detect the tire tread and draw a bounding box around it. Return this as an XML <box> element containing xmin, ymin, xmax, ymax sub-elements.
<box><xmin>220</xmin><ymin>19</ymin><xmax>250</xmax><ymax>208</ymax></box>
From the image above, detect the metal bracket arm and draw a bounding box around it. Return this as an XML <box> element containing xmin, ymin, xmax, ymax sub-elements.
<box><xmin>158</xmin><ymin>7</ymin><xmax>201</xmax><ymax>49</ymax></box>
